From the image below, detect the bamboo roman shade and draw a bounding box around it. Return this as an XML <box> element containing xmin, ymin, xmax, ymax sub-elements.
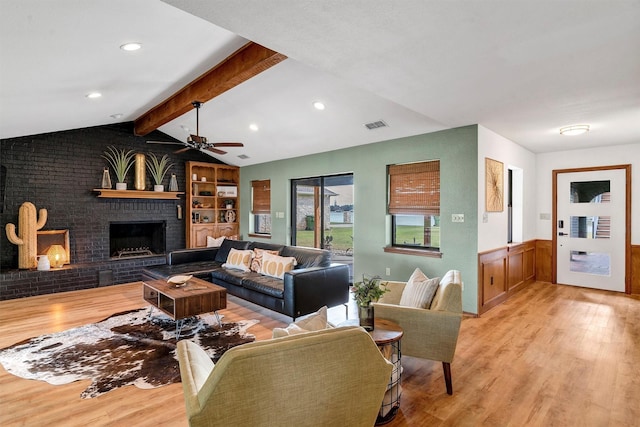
<box><xmin>388</xmin><ymin>160</ymin><xmax>440</xmax><ymax>215</ymax></box>
<box><xmin>251</xmin><ymin>179</ymin><xmax>271</xmax><ymax>214</ymax></box>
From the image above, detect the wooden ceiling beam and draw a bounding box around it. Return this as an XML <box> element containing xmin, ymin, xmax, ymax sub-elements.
<box><xmin>134</xmin><ymin>42</ymin><xmax>287</xmax><ymax>136</ymax></box>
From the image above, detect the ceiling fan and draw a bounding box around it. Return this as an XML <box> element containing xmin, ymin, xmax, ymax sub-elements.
<box><xmin>147</xmin><ymin>101</ymin><xmax>244</xmax><ymax>155</ymax></box>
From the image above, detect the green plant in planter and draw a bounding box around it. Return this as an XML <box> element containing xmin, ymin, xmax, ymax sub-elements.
<box><xmin>351</xmin><ymin>275</ymin><xmax>388</xmax><ymax>307</ymax></box>
<box><xmin>146</xmin><ymin>153</ymin><xmax>174</xmax><ymax>186</ymax></box>
<box><xmin>102</xmin><ymin>146</ymin><xmax>135</xmax><ymax>184</ymax></box>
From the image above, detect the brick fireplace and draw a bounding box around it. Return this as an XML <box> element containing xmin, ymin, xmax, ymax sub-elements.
<box><xmin>0</xmin><ymin>122</ymin><xmax>220</xmax><ymax>300</ymax></box>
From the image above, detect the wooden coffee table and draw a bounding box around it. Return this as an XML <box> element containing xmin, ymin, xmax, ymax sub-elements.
<box><xmin>142</xmin><ymin>277</ymin><xmax>227</xmax><ymax>338</ymax></box>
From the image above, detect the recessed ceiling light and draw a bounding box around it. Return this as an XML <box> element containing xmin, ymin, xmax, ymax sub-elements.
<box><xmin>86</xmin><ymin>92</ymin><xmax>102</xmax><ymax>99</ymax></box>
<box><xmin>249</xmin><ymin>123</ymin><xmax>259</xmax><ymax>132</ymax></box>
<box><xmin>559</xmin><ymin>124</ymin><xmax>589</xmax><ymax>136</ymax></box>
<box><xmin>120</xmin><ymin>42</ymin><xmax>142</xmax><ymax>51</ymax></box>
<box><xmin>180</xmin><ymin>125</ymin><xmax>190</xmax><ymax>133</ymax></box>
<box><xmin>110</xmin><ymin>113</ymin><xmax>123</xmax><ymax>119</ymax></box>
<box><xmin>313</xmin><ymin>101</ymin><xmax>325</xmax><ymax>110</ymax></box>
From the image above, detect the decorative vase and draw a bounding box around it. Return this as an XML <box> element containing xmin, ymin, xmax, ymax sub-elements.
<box><xmin>37</xmin><ymin>255</ymin><xmax>50</xmax><ymax>271</ymax></box>
<box><xmin>358</xmin><ymin>305</ymin><xmax>375</xmax><ymax>331</ymax></box>
<box><xmin>154</xmin><ymin>184</ymin><xmax>164</xmax><ymax>192</ymax></box>
<box><xmin>115</xmin><ymin>182</ymin><xmax>127</xmax><ymax>190</ymax></box>
<box><xmin>169</xmin><ymin>174</ymin><xmax>178</xmax><ymax>192</ymax></box>
<box><xmin>134</xmin><ymin>153</ymin><xmax>146</xmax><ymax>190</ymax></box>
<box><xmin>101</xmin><ymin>168</ymin><xmax>112</xmax><ymax>189</ymax></box>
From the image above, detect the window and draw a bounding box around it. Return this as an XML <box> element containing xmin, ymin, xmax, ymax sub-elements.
<box><xmin>251</xmin><ymin>179</ymin><xmax>271</xmax><ymax>235</ymax></box>
<box><xmin>387</xmin><ymin>160</ymin><xmax>440</xmax><ymax>252</ymax></box>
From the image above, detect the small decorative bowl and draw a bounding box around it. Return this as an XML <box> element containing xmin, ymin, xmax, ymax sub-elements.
<box><xmin>167</xmin><ymin>275</ymin><xmax>193</xmax><ymax>287</ymax></box>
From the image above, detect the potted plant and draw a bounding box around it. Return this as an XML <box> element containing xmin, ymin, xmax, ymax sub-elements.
<box><xmin>224</xmin><ymin>199</ymin><xmax>235</xmax><ymax>209</ymax></box>
<box><xmin>146</xmin><ymin>153</ymin><xmax>174</xmax><ymax>192</ymax></box>
<box><xmin>102</xmin><ymin>146</ymin><xmax>135</xmax><ymax>190</ymax></box>
<box><xmin>351</xmin><ymin>275</ymin><xmax>388</xmax><ymax>331</ymax></box>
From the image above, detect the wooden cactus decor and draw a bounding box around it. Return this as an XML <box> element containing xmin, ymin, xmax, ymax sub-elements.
<box><xmin>5</xmin><ymin>202</ymin><xmax>48</xmax><ymax>269</ymax></box>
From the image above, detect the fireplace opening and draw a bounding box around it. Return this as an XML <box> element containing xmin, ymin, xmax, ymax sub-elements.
<box><xmin>109</xmin><ymin>221</ymin><xmax>166</xmax><ymax>258</ymax></box>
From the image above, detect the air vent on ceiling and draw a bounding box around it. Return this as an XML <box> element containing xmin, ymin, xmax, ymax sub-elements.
<box><xmin>364</xmin><ymin>120</ymin><xmax>388</xmax><ymax>130</ymax></box>
<box><xmin>237</xmin><ymin>154</ymin><xmax>250</xmax><ymax>159</ymax></box>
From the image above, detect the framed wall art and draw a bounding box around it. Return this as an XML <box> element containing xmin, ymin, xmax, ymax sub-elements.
<box><xmin>485</xmin><ymin>157</ymin><xmax>504</xmax><ymax>212</ymax></box>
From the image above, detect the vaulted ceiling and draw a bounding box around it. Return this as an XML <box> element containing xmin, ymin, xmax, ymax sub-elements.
<box><xmin>1</xmin><ymin>1</ymin><xmax>639</xmax><ymax>166</ymax></box>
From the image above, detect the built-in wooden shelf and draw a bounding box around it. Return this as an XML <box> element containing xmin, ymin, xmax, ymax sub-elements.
<box><xmin>93</xmin><ymin>189</ymin><xmax>184</xmax><ymax>200</ymax></box>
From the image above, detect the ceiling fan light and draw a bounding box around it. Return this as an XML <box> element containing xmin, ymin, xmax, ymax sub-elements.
<box><xmin>560</xmin><ymin>124</ymin><xmax>589</xmax><ymax>136</ymax></box>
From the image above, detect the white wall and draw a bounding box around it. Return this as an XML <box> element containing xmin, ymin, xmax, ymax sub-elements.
<box><xmin>535</xmin><ymin>143</ymin><xmax>640</xmax><ymax>243</ymax></box>
<box><xmin>477</xmin><ymin>126</ymin><xmax>537</xmax><ymax>252</ymax></box>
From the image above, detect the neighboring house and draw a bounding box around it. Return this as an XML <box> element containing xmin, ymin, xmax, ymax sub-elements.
<box><xmin>294</xmin><ymin>185</ymin><xmax>336</xmax><ymax>231</ymax></box>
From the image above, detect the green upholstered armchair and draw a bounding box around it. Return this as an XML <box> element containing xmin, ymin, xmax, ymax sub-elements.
<box><xmin>373</xmin><ymin>270</ymin><xmax>463</xmax><ymax>395</ymax></box>
<box><xmin>176</xmin><ymin>326</ymin><xmax>393</xmax><ymax>427</ymax></box>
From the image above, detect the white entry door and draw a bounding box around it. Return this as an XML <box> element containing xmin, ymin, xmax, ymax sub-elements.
<box><xmin>556</xmin><ymin>169</ymin><xmax>626</xmax><ymax>292</ymax></box>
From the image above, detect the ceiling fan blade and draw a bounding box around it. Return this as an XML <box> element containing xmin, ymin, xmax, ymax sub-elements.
<box><xmin>204</xmin><ymin>147</ymin><xmax>227</xmax><ymax>155</ymax></box>
<box><xmin>211</xmin><ymin>142</ymin><xmax>244</xmax><ymax>147</ymax></box>
<box><xmin>146</xmin><ymin>140</ymin><xmax>184</xmax><ymax>145</ymax></box>
<box><xmin>173</xmin><ymin>147</ymin><xmax>192</xmax><ymax>154</ymax></box>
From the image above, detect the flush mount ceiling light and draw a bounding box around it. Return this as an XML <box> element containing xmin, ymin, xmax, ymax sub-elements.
<box><xmin>86</xmin><ymin>92</ymin><xmax>102</xmax><ymax>99</ymax></box>
<box><xmin>559</xmin><ymin>124</ymin><xmax>589</xmax><ymax>136</ymax></box>
<box><xmin>120</xmin><ymin>42</ymin><xmax>142</xmax><ymax>51</ymax></box>
<box><xmin>313</xmin><ymin>101</ymin><xmax>325</xmax><ymax>110</ymax></box>
<box><xmin>110</xmin><ymin>113</ymin><xmax>123</xmax><ymax>119</ymax></box>
<box><xmin>249</xmin><ymin>123</ymin><xmax>259</xmax><ymax>132</ymax></box>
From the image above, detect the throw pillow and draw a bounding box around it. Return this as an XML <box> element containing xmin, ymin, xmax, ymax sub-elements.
<box><xmin>250</xmin><ymin>248</ymin><xmax>279</xmax><ymax>273</ymax></box>
<box><xmin>399</xmin><ymin>267</ymin><xmax>440</xmax><ymax>309</ymax></box>
<box><xmin>272</xmin><ymin>306</ymin><xmax>329</xmax><ymax>338</ymax></box>
<box><xmin>221</xmin><ymin>248</ymin><xmax>253</xmax><ymax>272</ymax></box>
<box><xmin>261</xmin><ymin>252</ymin><xmax>297</xmax><ymax>279</ymax></box>
<box><xmin>206</xmin><ymin>236</ymin><xmax>226</xmax><ymax>248</ymax></box>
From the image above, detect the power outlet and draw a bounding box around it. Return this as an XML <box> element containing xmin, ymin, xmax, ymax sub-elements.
<box><xmin>385</xmin><ymin>267</ymin><xmax>391</xmax><ymax>276</ymax></box>
<box><xmin>452</xmin><ymin>214</ymin><xmax>465</xmax><ymax>223</ymax></box>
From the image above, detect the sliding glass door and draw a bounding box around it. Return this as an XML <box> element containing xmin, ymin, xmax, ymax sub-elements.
<box><xmin>291</xmin><ymin>174</ymin><xmax>353</xmax><ymax>281</ymax></box>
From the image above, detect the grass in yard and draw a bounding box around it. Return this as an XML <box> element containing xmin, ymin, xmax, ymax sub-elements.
<box><xmin>295</xmin><ymin>226</ymin><xmax>353</xmax><ymax>251</ymax></box>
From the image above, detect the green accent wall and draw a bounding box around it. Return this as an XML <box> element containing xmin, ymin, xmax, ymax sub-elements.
<box><xmin>240</xmin><ymin>125</ymin><xmax>479</xmax><ymax>313</ymax></box>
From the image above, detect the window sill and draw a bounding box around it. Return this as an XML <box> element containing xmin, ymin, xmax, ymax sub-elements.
<box><xmin>383</xmin><ymin>246</ymin><xmax>442</xmax><ymax>258</ymax></box>
<box><xmin>248</xmin><ymin>233</ymin><xmax>272</xmax><ymax>239</ymax></box>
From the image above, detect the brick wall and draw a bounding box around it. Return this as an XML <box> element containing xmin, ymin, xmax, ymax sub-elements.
<box><xmin>0</xmin><ymin>122</ymin><xmax>219</xmax><ymax>299</ymax></box>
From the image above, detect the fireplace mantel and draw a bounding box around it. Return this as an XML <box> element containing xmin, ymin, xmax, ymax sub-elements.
<box><xmin>93</xmin><ymin>189</ymin><xmax>184</xmax><ymax>200</ymax></box>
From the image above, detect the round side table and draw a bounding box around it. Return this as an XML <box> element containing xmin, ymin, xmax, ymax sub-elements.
<box><xmin>340</xmin><ymin>318</ymin><xmax>403</xmax><ymax>424</ymax></box>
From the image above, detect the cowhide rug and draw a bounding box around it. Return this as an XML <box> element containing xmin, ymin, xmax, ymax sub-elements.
<box><xmin>0</xmin><ymin>308</ymin><xmax>258</xmax><ymax>398</ymax></box>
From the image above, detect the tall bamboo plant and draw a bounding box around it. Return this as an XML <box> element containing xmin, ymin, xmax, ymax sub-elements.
<box><xmin>102</xmin><ymin>146</ymin><xmax>135</xmax><ymax>184</ymax></box>
<box><xmin>146</xmin><ymin>153</ymin><xmax>174</xmax><ymax>187</ymax></box>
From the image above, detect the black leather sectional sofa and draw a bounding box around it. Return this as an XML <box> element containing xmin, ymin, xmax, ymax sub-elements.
<box><xmin>141</xmin><ymin>239</ymin><xmax>350</xmax><ymax>320</ymax></box>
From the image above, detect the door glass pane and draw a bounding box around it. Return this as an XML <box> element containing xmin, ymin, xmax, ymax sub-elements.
<box><xmin>569</xmin><ymin>216</ymin><xmax>611</xmax><ymax>239</ymax></box>
<box><xmin>570</xmin><ymin>180</ymin><xmax>610</xmax><ymax>203</ymax></box>
<box><xmin>569</xmin><ymin>251</ymin><xmax>611</xmax><ymax>276</ymax></box>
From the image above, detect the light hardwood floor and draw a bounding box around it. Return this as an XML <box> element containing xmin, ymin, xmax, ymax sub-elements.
<box><xmin>1</xmin><ymin>281</ymin><xmax>639</xmax><ymax>426</ymax></box>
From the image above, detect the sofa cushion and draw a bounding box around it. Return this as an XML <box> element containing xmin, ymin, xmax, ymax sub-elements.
<box><xmin>250</xmin><ymin>248</ymin><xmax>279</xmax><ymax>273</ymax></box>
<box><xmin>211</xmin><ymin>267</ymin><xmax>247</xmax><ymax>287</ymax></box>
<box><xmin>214</xmin><ymin>239</ymin><xmax>251</xmax><ymax>263</ymax></box>
<box><xmin>280</xmin><ymin>246</ymin><xmax>330</xmax><ymax>268</ymax></box>
<box><xmin>399</xmin><ymin>268</ymin><xmax>440</xmax><ymax>309</ymax></box>
<box><xmin>261</xmin><ymin>252</ymin><xmax>297</xmax><ymax>279</ymax></box>
<box><xmin>222</xmin><ymin>248</ymin><xmax>253</xmax><ymax>272</ymax></box>
<box><xmin>241</xmin><ymin>273</ymin><xmax>285</xmax><ymax>298</ymax></box>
